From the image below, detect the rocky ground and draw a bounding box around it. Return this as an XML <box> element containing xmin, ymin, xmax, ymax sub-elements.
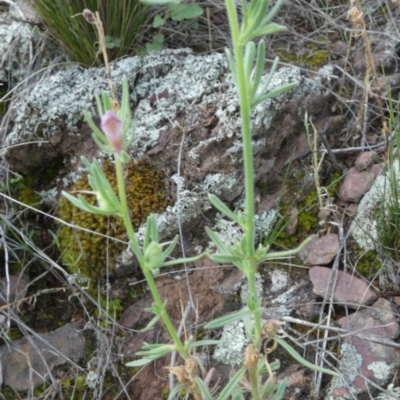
<box><xmin>1</xmin><ymin>0</ymin><xmax>400</xmax><ymax>399</ymax></box>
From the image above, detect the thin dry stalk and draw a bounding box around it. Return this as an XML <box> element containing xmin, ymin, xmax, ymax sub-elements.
<box><xmin>348</xmin><ymin>0</ymin><xmax>388</xmax><ymax>142</ymax></box>
<box><xmin>73</xmin><ymin>9</ymin><xmax>119</xmax><ymax>111</ymax></box>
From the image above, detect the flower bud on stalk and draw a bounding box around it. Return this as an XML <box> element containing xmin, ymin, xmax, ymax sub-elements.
<box><xmin>101</xmin><ymin>110</ymin><xmax>123</xmax><ymax>155</ymax></box>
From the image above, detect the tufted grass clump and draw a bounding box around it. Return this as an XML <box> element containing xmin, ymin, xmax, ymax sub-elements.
<box><xmin>59</xmin><ymin>159</ymin><xmax>171</xmax><ymax>279</ymax></box>
<box><xmin>30</xmin><ymin>0</ymin><xmax>148</xmax><ymax>66</ymax></box>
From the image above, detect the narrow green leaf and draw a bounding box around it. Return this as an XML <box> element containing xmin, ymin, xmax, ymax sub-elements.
<box><xmin>170</xmin><ymin>4</ymin><xmax>203</xmax><ymax>21</ymax></box>
<box><xmin>225</xmin><ymin>49</ymin><xmax>238</xmax><ymax>86</ymax></box>
<box><xmin>274</xmin><ymin>337</ymin><xmax>339</xmax><ymax>377</ymax></box>
<box><xmin>194</xmin><ymin>377</ymin><xmax>213</xmax><ymax>400</ymax></box>
<box><xmin>242</xmin><ymin>0</ymin><xmax>269</xmax><ymax>40</ymax></box>
<box><xmin>148</xmin><ymin>214</ymin><xmax>159</xmax><ymax>242</ymax></box>
<box><xmin>191</xmin><ymin>339</ymin><xmax>221</xmax><ymax>347</ymax></box>
<box><xmin>167</xmin><ymin>383</ymin><xmax>186</xmax><ymax>400</ymax></box>
<box><xmin>101</xmin><ymin>91</ymin><xmax>113</xmax><ymax>111</ymax></box>
<box><xmin>261</xmin><ymin>0</ymin><xmax>287</xmax><ymax>25</ymax></box>
<box><xmin>161</xmin><ymin>236</ymin><xmax>178</xmax><ymax>259</ymax></box>
<box><xmin>119</xmin><ymin>77</ymin><xmax>132</xmax><ymax>131</ymax></box>
<box><xmin>95</xmin><ymin>94</ymin><xmax>104</xmax><ymax>117</ymax></box>
<box><xmin>217</xmin><ymin>366</ymin><xmax>247</xmax><ymax>400</ymax></box>
<box><xmin>262</xmin><ymin>235</ymin><xmax>312</xmax><ymax>261</ymax></box>
<box><xmin>252</xmin><ymin>82</ymin><xmax>299</xmax><ymax>109</ymax></box>
<box><xmin>209</xmin><ymin>253</ymin><xmax>243</xmax><ymax>264</ymax></box>
<box><xmin>273</xmin><ymin>379</ymin><xmax>287</xmax><ymax>400</ymax></box>
<box><xmin>61</xmin><ymin>191</ymin><xmax>92</xmax><ymax>212</ymax></box>
<box><xmin>243</xmin><ymin>42</ymin><xmax>256</xmax><ymax>85</ymax></box>
<box><xmin>83</xmin><ymin>110</ymin><xmax>105</xmax><ymax>140</ymax></box>
<box><xmin>136</xmin><ymin>343</ymin><xmax>175</xmax><ymax>358</ymax></box>
<box><xmin>208</xmin><ymin>193</ymin><xmax>241</xmax><ymax>224</ymax></box>
<box><xmin>126</xmin><ymin>358</ymin><xmax>152</xmax><ymax>367</ymax></box>
<box><xmin>254</xmin><ymin>56</ymin><xmax>279</xmax><ymax>98</ymax></box>
<box><xmin>250</xmin><ymin>40</ymin><xmax>266</xmax><ymax>100</ymax></box>
<box><xmin>141</xmin><ymin>0</ymin><xmax>181</xmax><ymax>4</ymax></box>
<box><xmin>153</xmin><ymin>14</ymin><xmax>165</xmax><ymax>28</ymax></box>
<box><xmin>249</xmin><ymin>23</ymin><xmax>287</xmax><ymax>41</ymax></box>
<box><xmin>162</xmin><ymin>251</ymin><xmax>206</xmax><ymax>267</ymax></box>
<box><xmin>205</xmin><ymin>227</ymin><xmax>231</xmax><ymax>254</ymax></box>
<box><xmin>140</xmin><ymin>314</ymin><xmax>160</xmax><ymax>332</ymax></box>
<box><xmin>204</xmin><ymin>308</ymin><xmax>253</xmax><ymax>329</ymax></box>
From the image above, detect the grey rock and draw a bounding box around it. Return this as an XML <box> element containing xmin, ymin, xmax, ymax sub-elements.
<box><xmin>327</xmin><ymin>298</ymin><xmax>400</xmax><ymax>399</ymax></box>
<box><xmin>339</xmin><ymin>164</ymin><xmax>382</xmax><ymax>203</ymax></box>
<box><xmin>0</xmin><ymin>323</ymin><xmax>85</xmax><ymax>391</ymax></box>
<box><xmin>4</xmin><ymin>49</ymin><xmax>332</xmax><ymax>242</ymax></box>
<box><xmin>306</xmin><ymin>233</ymin><xmax>339</xmax><ymax>265</ymax></box>
<box><xmin>0</xmin><ymin>12</ymin><xmax>59</xmax><ymax>85</ymax></box>
<box><xmin>309</xmin><ymin>266</ymin><xmax>378</xmax><ymax>307</ymax></box>
<box><xmin>354</xmin><ymin>151</ymin><xmax>377</xmax><ymax>172</ymax></box>
<box><xmin>264</xmin><ymin>278</ymin><xmax>319</xmax><ymax>320</ymax></box>
<box><xmin>0</xmin><ymin>274</ymin><xmax>29</xmax><ymax>307</ymax></box>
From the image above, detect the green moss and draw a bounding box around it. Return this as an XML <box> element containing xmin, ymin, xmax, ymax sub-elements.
<box><xmin>6</xmin><ymin>328</ymin><xmax>23</xmax><ymax>340</ymax></box>
<box><xmin>58</xmin><ymin>159</ymin><xmax>171</xmax><ymax>280</ymax></box>
<box><xmin>160</xmin><ymin>384</ymin><xmax>188</xmax><ymax>399</ymax></box>
<box><xmin>351</xmin><ymin>243</ymin><xmax>382</xmax><ymax>279</ymax></box>
<box><xmin>274</xmin><ymin>189</ymin><xmax>319</xmax><ymax>248</ymax></box>
<box><xmin>272</xmin><ymin>169</ymin><xmax>344</xmax><ymax>249</ymax></box>
<box><xmin>96</xmin><ymin>297</ymin><xmax>124</xmax><ymax>323</ymax></box>
<box><xmin>33</xmin><ymin>382</ymin><xmax>50</xmax><ymax>397</ymax></box>
<box><xmin>275</xmin><ymin>43</ymin><xmax>329</xmax><ymax>70</ymax></box>
<box><xmin>0</xmin><ymin>387</ymin><xmax>25</xmax><ymax>400</ymax></box>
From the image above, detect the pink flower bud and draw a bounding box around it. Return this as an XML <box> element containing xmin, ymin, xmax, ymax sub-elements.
<box><xmin>101</xmin><ymin>110</ymin><xmax>123</xmax><ymax>154</ymax></box>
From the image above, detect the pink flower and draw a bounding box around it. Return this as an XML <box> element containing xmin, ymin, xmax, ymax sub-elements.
<box><xmin>101</xmin><ymin>110</ymin><xmax>123</xmax><ymax>154</ymax></box>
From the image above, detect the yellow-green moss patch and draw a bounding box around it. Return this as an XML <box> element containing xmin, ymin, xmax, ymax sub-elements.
<box><xmin>58</xmin><ymin>159</ymin><xmax>171</xmax><ymax>280</ymax></box>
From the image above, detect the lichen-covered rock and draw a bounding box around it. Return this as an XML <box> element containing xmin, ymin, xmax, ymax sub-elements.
<box><xmin>0</xmin><ymin>322</ymin><xmax>85</xmax><ymax>391</ymax></box>
<box><xmin>4</xmin><ymin>48</ymin><xmax>332</xmax><ymax>247</ymax></box>
<box><xmin>0</xmin><ymin>12</ymin><xmax>60</xmax><ymax>84</ymax></box>
<box><xmin>326</xmin><ymin>298</ymin><xmax>400</xmax><ymax>400</ymax></box>
<box><xmin>351</xmin><ymin>160</ymin><xmax>399</xmax><ymax>251</ymax></box>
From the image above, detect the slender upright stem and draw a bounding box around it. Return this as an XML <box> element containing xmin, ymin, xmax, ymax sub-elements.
<box><xmin>225</xmin><ymin>0</ymin><xmax>261</xmax><ymax>345</ymax></box>
<box><xmin>115</xmin><ymin>156</ymin><xmax>188</xmax><ymax>358</ymax></box>
<box><xmin>248</xmin><ymin>367</ymin><xmax>260</xmax><ymax>400</ymax></box>
<box><xmin>225</xmin><ymin>0</ymin><xmax>255</xmax><ymax>258</ymax></box>
<box><xmin>246</xmin><ymin>262</ymin><xmax>262</xmax><ymax>347</ymax></box>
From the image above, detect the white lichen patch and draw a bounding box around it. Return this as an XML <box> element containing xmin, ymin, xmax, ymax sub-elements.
<box><xmin>269</xmin><ymin>269</ymin><xmax>288</xmax><ymax>293</ymax></box>
<box><xmin>209</xmin><ymin>208</ymin><xmax>280</xmax><ymax>250</ymax></box>
<box><xmin>351</xmin><ymin>160</ymin><xmax>399</xmax><ymax>251</ymax></box>
<box><xmin>376</xmin><ymin>384</ymin><xmax>400</xmax><ymax>400</ymax></box>
<box><xmin>201</xmin><ymin>173</ymin><xmax>238</xmax><ymax>202</ymax></box>
<box><xmin>327</xmin><ymin>343</ymin><xmax>363</xmax><ymax>400</ymax></box>
<box><xmin>40</xmin><ymin>187</ymin><xmax>59</xmax><ymax>206</ymax></box>
<box><xmin>212</xmin><ymin>320</ymin><xmax>250</xmax><ymax>366</ymax></box>
<box><xmin>367</xmin><ymin>361</ymin><xmax>394</xmax><ymax>383</ymax></box>
<box><xmin>136</xmin><ymin>189</ymin><xmax>204</xmax><ymax>243</ymax></box>
<box><xmin>210</xmin><ymin>214</ymin><xmax>243</xmax><ymax>248</ymax></box>
<box><xmin>0</xmin><ymin>17</ymin><xmax>47</xmax><ymax>83</ymax></box>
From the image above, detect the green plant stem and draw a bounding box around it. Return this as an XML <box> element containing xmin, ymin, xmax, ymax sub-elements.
<box><xmin>115</xmin><ymin>156</ymin><xmax>188</xmax><ymax>359</ymax></box>
<box><xmin>248</xmin><ymin>367</ymin><xmax>260</xmax><ymax>400</ymax></box>
<box><xmin>226</xmin><ymin>0</ymin><xmax>261</xmax><ymax>345</ymax></box>
<box><xmin>225</xmin><ymin>0</ymin><xmax>255</xmax><ymax>258</ymax></box>
<box><xmin>246</xmin><ymin>261</ymin><xmax>262</xmax><ymax>347</ymax></box>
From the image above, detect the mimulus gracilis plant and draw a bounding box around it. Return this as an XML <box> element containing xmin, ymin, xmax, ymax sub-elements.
<box><xmin>63</xmin><ymin>0</ymin><xmax>339</xmax><ymax>395</ymax></box>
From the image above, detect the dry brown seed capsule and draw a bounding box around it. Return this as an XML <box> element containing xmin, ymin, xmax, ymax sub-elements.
<box><xmin>243</xmin><ymin>344</ymin><xmax>259</xmax><ymax>368</ymax></box>
<box><xmin>82</xmin><ymin>9</ymin><xmax>96</xmax><ymax>24</ymax></box>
